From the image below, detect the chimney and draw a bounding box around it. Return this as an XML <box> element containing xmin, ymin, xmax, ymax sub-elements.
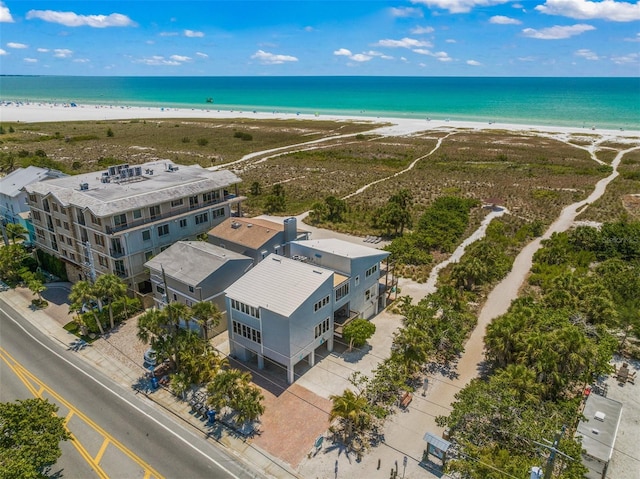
<box><xmin>283</xmin><ymin>217</ymin><xmax>297</xmax><ymax>256</ymax></box>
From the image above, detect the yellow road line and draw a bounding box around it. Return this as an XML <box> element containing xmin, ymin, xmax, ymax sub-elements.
<box><xmin>67</xmin><ymin>431</ymin><xmax>110</xmax><ymax>479</ymax></box>
<box><xmin>0</xmin><ymin>347</ymin><xmax>164</xmax><ymax>479</ymax></box>
<box><xmin>94</xmin><ymin>438</ymin><xmax>110</xmax><ymax>464</ymax></box>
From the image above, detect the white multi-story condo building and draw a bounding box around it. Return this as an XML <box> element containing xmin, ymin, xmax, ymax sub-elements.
<box><xmin>24</xmin><ymin>161</ymin><xmax>244</xmax><ymax>292</ymax></box>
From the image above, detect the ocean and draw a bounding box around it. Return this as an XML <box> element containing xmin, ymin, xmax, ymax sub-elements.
<box><xmin>1</xmin><ymin>76</ymin><xmax>638</xmax><ymax>130</ymax></box>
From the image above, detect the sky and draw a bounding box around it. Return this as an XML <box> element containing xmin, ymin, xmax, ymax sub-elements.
<box><xmin>0</xmin><ymin>0</ymin><xmax>638</xmax><ymax>76</ymax></box>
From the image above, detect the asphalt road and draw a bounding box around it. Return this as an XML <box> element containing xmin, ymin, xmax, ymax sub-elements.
<box><xmin>0</xmin><ymin>297</ymin><xmax>263</xmax><ymax>479</ymax></box>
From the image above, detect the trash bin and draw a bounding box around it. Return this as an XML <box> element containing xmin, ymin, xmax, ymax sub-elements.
<box><xmin>207</xmin><ymin>409</ymin><xmax>216</xmax><ymax>425</ymax></box>
<box><xmin>150</xmin><ymin>377</ymin><xmax>159</xmax><ymax>390</ymax></box>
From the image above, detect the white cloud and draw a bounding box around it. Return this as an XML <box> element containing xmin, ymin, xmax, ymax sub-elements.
<box><xmin>611</xmin><ymin>52</ymin><xmax>639</xmax><ymax>63</ymax></box>
<box><xmin>251</xmin><ymin>49</ymin><xmax>298</xmax><ymax>65</ymax></box>
<box><xmin>522</xmin><ymin>23</ymin><xmax>595</xmax><ymax>39</ymax></box>
<box><xmin>159</xmin><ymin>32</ymin><xmax>179</xmax><ymax>37</ymax></box>
<box><xmin>304</xmin><ymin>26</ymin><xmax>314</xmax><ymax>32</ymax></box>
<box><xmin>413</xmin><ymin>48</ymin><xmax>453</xmax><ymax>61</ymax></box>
<box><xmin>410</xmin><ymin>25</ymin><xmax>435</xmax><ymax>34</ymax></box>
<box><xmin>334</xmin><ymin>48</ymin><xmax>352</xmax><ymax>56</ymax></box>
<box><xmin>536</xmin><ymin>0</ymin><xmax>640</xmax><ymax>22</ymax></box>
<box><xmin>170</xmin><ymin>55</ymin><xmax>192</xmax><ymax>62</ymax></box>
<box><xmin>575</xmin><ymin>48</ymin><xmax>599</xmax><ymax>59</ymax></box>
<box><xmin>37</xmin><ymin>48</ymin><xmax>49</xmax><ymax>52</ymax></box>
<box><xmin>518</xmin><ymin>55</ymin><xmax>537</xmax><ymax>61</ymax></box>
<box><xmin>73</xmin><ymin>58</ymin><xmax>90</xmax><ymax>63</ymax></box>
<box><xmin>625</xmin><ymin>33</ymin><xmax>640</xmax><ymax>42</ymax></box>
<box><xmin>184</xmin><ymin>29</ymin><xmax>204</xmax><ymax>38</ymax></box>
<box><xmin>0</xmin><ymin>1</ymin><xmax>13</xmax><ymax>22</ymax></box>
<box><xmin>0</xmin><ymin>48</ymin><xmax>7</xmax><ymax>55</ymax></box>
<box><xmin>490</xmin><ymin>15</ymin><xmax>522</xmax><ymax>24</ymax></box>
<box><xmin>54</xmin><ymin>48</ymin><xmax>72</xmax><ymax>58</ymax></box>
<box><xmin>350</xmin><ymin>53</ymin><xmax>373</xmax><ymax>62</ymax></box>
<box><xmin>390</xmin><ymin>7</ymin><xmax>423</xmax><ymax>17</ymax></box>
<box><xmin>467</xmin><ymin>59</ymin><xmax>482</xmax><ymax>65</ymax></box>
<box><xmin>7</xmin><ymin>42</ymin><xmax>28</xmax><ymax>49</ymax></box>
<box><xmin>26</xmin><ymin>10</ymin><xmax>136</xmax><ymax>28</ymax></box>
<box><xmin>24</xmin><ymin>58</ymin><xmax>38</xmax><ymax>63</ymax></box>
<box><xmin>411</xmin><ymin>0</ymin><xmax>510</xmax><ymax>14</ymax></box>
<box><xmin>136</xmin><ymin>55</ymin><xmax>181</xmax><ymax>66</ymax></box>
<box><xmin>196</xmin><ymin>52</ymin><xmax>209</xmax><ymax>58</ymax></box>
<box><xmin>366</xmin><ymin>50</ymin><xmax>394</xmax><ymax>60</ymax></box>
<box><xmin>445</xmin><ymin>38</ymin><xmax>457</xmax><ymax>43</ymax></box>
<box><xmin>375</xmin><ymin>37</ymin><xmax>432</xmax><ymax>48</ymax></box>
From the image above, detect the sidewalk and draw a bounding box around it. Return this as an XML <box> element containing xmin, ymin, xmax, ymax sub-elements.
<box><xmin>0</xmin><ymin>285</ymin><xmax>300</xmax><ymax>479</ymax></box>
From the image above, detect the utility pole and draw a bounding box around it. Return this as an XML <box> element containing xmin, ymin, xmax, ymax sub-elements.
<box><xmin>533</xmin><ymin>426</ymin><xmax>572</xmax><ymax>479</ymax></box>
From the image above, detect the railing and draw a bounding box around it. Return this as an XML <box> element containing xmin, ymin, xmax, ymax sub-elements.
<box><xmin>106</xmin><ymin>194</ymin><xmax>243</xmax><ymax>234</ymax></box>
<box><xmin>109</xmin><ymin>248</ymin><xmax>126</xmax><ymax>258</ymax></box>
<box><xmin>115</xmin><ymin>268</ymin><xmax>128</xmax><ymax>278</ymax></box>
<box><xmin>333</xmin><ymin>310</ymin><xmax>360</xmax><ymax>338</ymax></box>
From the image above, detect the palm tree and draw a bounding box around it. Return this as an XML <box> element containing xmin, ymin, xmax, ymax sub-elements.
<box><xmin>232</xmin><ymin>384</ymin><xmax>265</xmax><ymax>425</ymax></box>
<box><xmin>94</xmin><ymin>274</ymin><xmax>127</xmax><ymax>329</ymax></box>
<box><xmin>69</xmin><ymin>280</ymin><xmax>104</xmax><ymax>335</ymax></box>
<box><xmin>329</xmin><ymin>388</ymin><xmax>370</xmax><ymax>443</ymax></box>
<box><xmin>6</xmin><ymin>223</ymin><xmax>28</xmax><ymax>244</ymax></box>
<box><xmin>207</xmin><ymin>368</ymin><xmax>251</xmax><ymax>411</ymax></box>
<box><xmin>191</xmin><ymin>301</ymin><xmax>223</xmax><ymax>341</ymax></box>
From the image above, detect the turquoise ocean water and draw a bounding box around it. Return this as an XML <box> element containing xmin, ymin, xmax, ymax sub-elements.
<box><xmin>1</xmin><ymin>76</ymin><xmax>638</xmax><ymax>130</ymax></box>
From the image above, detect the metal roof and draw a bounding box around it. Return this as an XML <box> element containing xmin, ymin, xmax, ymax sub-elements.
<box><xmin>576</xmin><ymin>394</ymin><xmax>622</xmax><ymax>463</ymax></box>
<box><xmin>144</xmin><ymin>241</ymin><xmax>251</xmax><ymax>285</ymax></box>
<box><xmin>0</xmin><ymin>166</ymin><xmax>65</xmax><ymax>198</ymax></box>
<box><xmin>224</xmin><ymin>254</ymin><xmax>334</xmax><ymax>317</ymax></box>
<box><xmin>291</xmin><ymin>238</ymin><xmax>390</xmax><ymax>259</ymax></box>
<box><xmin>423</xmin><ymin>432</ymin><xmax>451</xmax><ymax>452</ymax></box>
<box><xmin>24</xmin><ymin>161</ymin><xmax>241</xmax><ymax>217</ymax></box>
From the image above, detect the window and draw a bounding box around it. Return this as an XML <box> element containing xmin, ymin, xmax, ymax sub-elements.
<box><xmin>90</xmin><ymin>214</ymin><xmax>102</xmax><ymax>226</ymax></box>
<box><xmin>156</xmin><ymin>285</ymin><xmax>165</xmax><ymax>295</ymax></box>
<box><xmin>365</xmin><ymin>289</ymin><xmax>371</xmax><ymax>301</ymax></box>
<box><xmin>232</xmin><ymin>321</ymin><xmax>262</xmax><ymax>344</ymax></box>
<box><xmin>189</xmin><ymin>195</ymin><xmax>199</xmax><ymax>208</ymax></box>
<box><xmin>365</xmin><ymin>264</ymin><xmax>378</xmax><ymax>278</ymax></box>
<box><xmin>94</xmin><ymin>233</ymin><xmax>105</xmax><ymax>247</ymax></box>
<box><xmin>355</xmin><ymin>275</ymin><xmax>360</xmax><ymax>286</ymax></box>
<box><xmin>63</xmin><ymin>222</ymin><xmax>69</xmax><ymax>230</ymax></box>
<box><xmin>32</xmin><ymin>210</ymin><xmax>42</xmax><ymax>222</ymax></box>
<box><xmin>203</xmin><ymin>192</ymin><xmax>213</xmax><ymax>203</ymax></box>
<box><xmin>55</xmin><ymin>218</ymin><xmax>61</xmax><ymax>227</ymax></box>
<box><xmin>61</xmin><ymin>250</ymin><xmax>68</xmax><ymax>258</ymax></box>
<box><xmin>69</xmin><ymin>252</ymin><xmax>75</xmax><ymax>261</ymax></box>
<box><xmin>335</xmin><ymin>283</ymin><xmax>350</xmax><ymax>301</ymax></box>
<box><xmin>36</xmin><ymin>228</ymin><xmax>45</xmax><ymax>239</ymax></box>
<box><xmin>142</xmin><ymin>229</ymin><xmax>151</xmax><ymax>241</ymax></box>
<box><xmin>314</xmin><ymin>295</ymin><xmax>330</xmax><ymax>312</ymax></box>
<box><xmin>315</xmin><ymin>318</ymin><xmax>331</xmax><ymax>338</ymax></box>
<box><xmin>212</xmin><ymin>207</ymin><xmax>224</xmax><ymax>218</ymax></box>
<box><xmin>28</xmin><ymin>193</ymin><xmax>36</xmax><ymax>203</ymax></box>
<box><xmin>133</xmin><ymin>209</ymin><xmax>142</xmax><ymax>219</ymax></box>
<box><xmin>230</xmin><ymin>299</ymin><xmax>260</xmax><ymax>319</ymax></box>
<box><xmin>171</xmin><ymin>199</ymin><xmax>184</xmax><ymax>208</ymax></box>
<box><xmin>179</xmin><ymin>218</ymin><xmax>187</xmax><ymax>228</ymax></box>
<box><xmin>52</xmin><ymin>203</ymin><xmax>58</xmax><ymax>212</ymax></box>
<box><xmin>60</xmin><ymin>207</ymin><xmax>66</xmax><ymax>215</ymax></box>
<box><xmin>157</xmin><ymin>224</ymin><xmax>169</xmax><ymax>237</ymax></box>
<box><xmin>188</xmin><ymin>286</ymin><xmax>194</xmax><ymax>293</ymax></box>
<box><xmin>98</xmin><ymin>255</ymin><xmax>108</xmax><ymax>267</ymax></box>
<box><xmin>144</xmin><ymin>250</ymin><xmax>153</xmax><ymax>261</ymax></box>
<box><xmin>114</xmin><ymin>213</ymin><xmax>127</xmax><ymax>228</ymax></box>
<box><xmin>195</xmin><ymin>212</ymin><xmax>208</xmax><ymax>225</ymax></box>
<box><xmin>149</xmin><ymin>205</ymin><xmax>160</xmax><ymax>220</ymax></box>
<box><xmin>67</xmin><ymin>237</ymin><xmax>72</xmax><ymax>246</ymax></box>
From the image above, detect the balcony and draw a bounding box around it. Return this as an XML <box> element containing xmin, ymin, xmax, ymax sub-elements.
<box><xmin>105</xmin><ymin>194</ymin><xmax>245</xmax><ymax>234</ymax></box>
<box><xmin>115</xmin><ymin>268</ymin><xmax>128</xmax><ymax>279</ymax></box>
<box><xmin>333</xmin><ymin>309</ymin><xmax>360</xmax><ymax>338</ymax></box>
<box><xmin>109</xmin><ymin>248</ymin><xmax>126</xmax><ymax>258</ymax></box>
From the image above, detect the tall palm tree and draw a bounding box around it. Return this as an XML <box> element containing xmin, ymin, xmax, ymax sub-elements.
<box><xmin>191</xmin><ymin>301</ymin><xmax>223</xmax><ymax>341</ymax></box>
<box><xmin>329</xmin><ymin>388</ymin><xmax>370</xmax><ymax>443</ymax></box>
<box><xmin>232</xmin><ymin>384</ymin><xmax>265</xmax><ymax>425</ymax></box>
<box><xmin>6</xmin><ymin>223</ymin><xmax>28</xmax><ymax>244</ymax></box>
<box><xmin>69</xmin><ymin>280</ymin><xmax>104</xmax><ymax>335</ymax></box>
<box><xmin>94</xmin><ymin>274</ymin><xmax>127</xmax><ymax>329</ymax></box>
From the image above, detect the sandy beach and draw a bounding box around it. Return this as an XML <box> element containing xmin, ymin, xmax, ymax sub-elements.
<box><xmin>2</xmin><ymin>101</ymin><xmax>640</xmax><ymax>140</ymax></box>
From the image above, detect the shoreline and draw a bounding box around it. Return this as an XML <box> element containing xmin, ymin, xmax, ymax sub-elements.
<box><xmin>2</xmin><ymin>101</ymin><xmax>640</xmax><ymax>139</ymax></box>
